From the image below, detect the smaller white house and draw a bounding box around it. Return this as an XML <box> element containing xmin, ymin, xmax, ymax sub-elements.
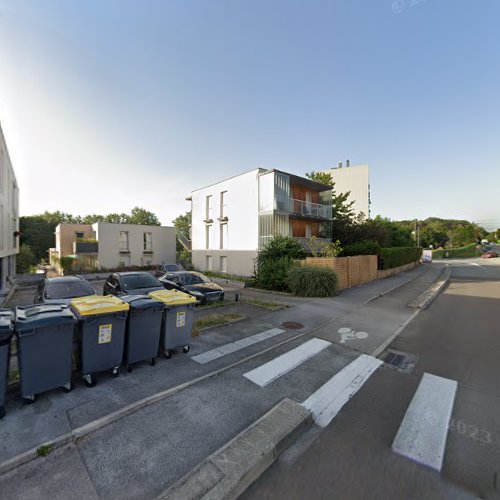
<box><xmin>53</xmin><ymin>222</ymin><xmax>176</xmax><ymax>272</ymax></box>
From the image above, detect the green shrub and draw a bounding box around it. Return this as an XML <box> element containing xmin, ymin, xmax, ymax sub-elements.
<box><xmin>432</xmin><ymin>243</ymin><xmax>480</xmax><ymax>259</ymax></box>
<box><xmin>378</xmin><ymin>247</ymin><xmax>422</xmax><ymax>270</ymax></box>
<box><xmin>257</xmin><ymin>235</ymin><xmax>306</xmax><ymax>265</ymax></box>
<box><xmin>256</xmin><ymin>256</ymin><xmax>293</xmax><ymax>291</ymax></box>
<box><xmin>286</xmin><ymin>265</ymin><xmax>338</xmax><ymax>297</ymax></box>
<box><xmin>341</xmin><ymin>241</ymin><xmax>381</xmax><ymax>257</ymax></box>
<box><xmin>16</xmin><ymin>244</ymin><xmax>37</xmax><ymax>274</ymax></box>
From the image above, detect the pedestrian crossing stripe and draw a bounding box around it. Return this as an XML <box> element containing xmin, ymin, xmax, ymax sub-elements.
<box><xmin>392</xmin><ymin>372</ymin><xmax>457</xmax><ymax>471</ymax></box>
<box><xmin>243</xmin><ymin>338</ymin><xmax>331</xmax><ymax>387</ymax></box>
<box><xmin>301</xmin><ymin>354</ymin><xmax>382</xmax><ymax>428</ymax></box>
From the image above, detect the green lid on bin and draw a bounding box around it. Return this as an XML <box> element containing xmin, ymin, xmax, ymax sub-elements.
<box><xmin>119</xmin><ymin>295</ymin><xmax>164</xmax><ymax>310</ymax></box>
<box><xmin>15</xmin><ymin>304</ymin><xmax>76</xmax><ymax>332</ymax></box>
<box><xmin>148</xmin><ymin>289</ymin><xmax>197</xmax><ymax>306</ymax></box>
<box><xmin>70</xmin><ymin>295</ymin><xmax>129</xmax><ymax>316</ymax></box>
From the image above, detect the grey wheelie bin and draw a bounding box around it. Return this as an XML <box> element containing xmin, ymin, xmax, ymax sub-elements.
<box><xmin>0</xmin><ymin>309</ymin><xmax>14</xmax><ymax>418</ymax></box>
<box><xmin>15</xmin><ymin>304</ymin><xmax>76</xmax><ymax>403</ymax></box>
<box><xmin>70</xmin><ymin>296</ymin><xmax>129</xmax><ymax>387</ymax></box>
<box><xmin>120</xmin><ymin>295</ymin><xmax>164</xmax><ymax>372</ymax></box>
<box><xmin>148</xmin><ymin>289</ymin><xmax>196</xmax><ymax>359</ymax></box>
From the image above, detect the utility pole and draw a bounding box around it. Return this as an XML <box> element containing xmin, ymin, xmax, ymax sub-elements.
<box><xmin>414</xmin><ymin>219</ymin><xmax>420</xmax><ymax>247</ymax></box>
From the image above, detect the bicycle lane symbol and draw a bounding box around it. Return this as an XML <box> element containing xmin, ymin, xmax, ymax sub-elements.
<box><xmin>338</xmin><ymin>327</ymin><xmax>369</xmax><ymax>344</ymax></box>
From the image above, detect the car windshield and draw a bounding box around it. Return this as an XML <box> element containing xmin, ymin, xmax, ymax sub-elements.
<box><xmin>122</xmin><ymin>274</ymin><xmax>161</xmax><ymax>290</ymax></box>
<box><xmin>164</xmin><ymin>264</ymin><xmax>180</xmax><ymax>271</ymax></box>
<box><xmin>46</xmin><ymin>281</ymin><xmax>95</xmax><ymax>299</ymax></box>
<box><xmin>179</xmin><ymin>273</ymin><xmax>211</xmax><ymax>285</ymax></box>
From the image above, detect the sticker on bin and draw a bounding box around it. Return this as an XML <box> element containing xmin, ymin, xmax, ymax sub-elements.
<box><xmin>98</xmin><ymin>324</ymin><xmax>112</xmax><ymax>344</ymax></box>
<box><xmin>176</xmin><ymin>312</ymin><xmax>186</xmax><ymax>327</ymax></box>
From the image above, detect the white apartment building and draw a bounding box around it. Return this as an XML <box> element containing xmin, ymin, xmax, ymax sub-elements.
<box><xmin>190</xmin><ymin>169</ymin><xmax>333</xmax><ymax>276</ymax></box>
<box><xmin>52</xmin><ymin>222</ymin><xmax>176</xmax><ymax>272</ymax></box>
<box><xmin>327</xmin><ymin>162</ymin><xmax>370</xmax><ymax>218</ymax></box>
<box><xmin>0</xmin><ymin>122</ymin><xmax>19</xmax><ymax>294</ymax></box>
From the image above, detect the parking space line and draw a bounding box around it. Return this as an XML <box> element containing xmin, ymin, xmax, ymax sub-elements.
<box><xmin>190</xmin><ymin>328</ymin><xmax>286</xmax><ymax>364</ymax></box>
<box><xmin>243</xmin><ymin>338</ymin><xmax>331</xmax><ymax>387</ymax></box>
<box><xmin>301</xmin><ymin>354</ymin><xmax>382</xmax><ymax>428</ymax></box>
<box><xmin>392</xmin><ymin>372</ymin><xmax>457</xmax><ymax>471</ymax></box>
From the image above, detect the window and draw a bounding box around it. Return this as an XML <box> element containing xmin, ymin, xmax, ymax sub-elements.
<box><xmin>205</xmin><ymin>225</ymin><xmax>211</xmax><ymax>249</ymax></box>
<box><xmin>206</xmin><ymin>255</ymin><xmax>213</xmax><ymax>271</ymax></box>
<box><xmin>75</xmin><ymin>232</ymin><xmax>85</xmax><ymax>240</ymax></box>
<box><xmin>220</xmin><ymin>223</ymin><xmax>228</xmax><ymax>249</ymax></box>
<box><xmin>119</xmin><ymin>231</ymin><xmax>129</xmax><ymax>251</ymax></box>
<box><xmin>143</xmin><ymin>232</ymin><xmax>153</xmax><ymax>252</ymax></box>
<box><xmin>205</xmin><ymin>195</ymin><xmax>213</xmax><ymax>220</ymax></box>
<box><xmin>220</xmin><ymin>191</ymin><xmax>227</xmax><ymax>218</ymax></box>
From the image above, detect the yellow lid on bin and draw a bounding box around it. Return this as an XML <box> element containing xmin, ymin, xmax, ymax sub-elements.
<box><xmin>70</xmin><ymin>295</ymin><xmax>130</xmax><ymax>316</ymax></box>
<box><xmin>148</xmin><ymin>289</ymin><xmax>197</xmax><ymax>306</ymax></box>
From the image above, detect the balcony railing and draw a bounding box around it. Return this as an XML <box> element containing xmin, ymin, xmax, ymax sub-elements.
<box><xmin>273</xmin><ymin>197</ymin><xmax>332</xmax><ymax>219</ymax></box>
<box><xmin>73</xmin><ymin>241</ymin><xmax>98</xmax><ymax>254</ymax></box>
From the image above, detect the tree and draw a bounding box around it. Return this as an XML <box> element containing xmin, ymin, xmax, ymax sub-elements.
<box><xmin>450</xmin><ymin>225</ymin><xmax>476</xmax><ymax>247</ymax></box>
<box><xmin>16</xmin><ymin>244</ymin><xmax>36</xmax><ymax>274</ymax></box>
<box><xmin>305</xmin><ymin>171</ymin><xmax>357</xmax><ymax>243</ymax></box>
<box><xmin>128</xmin><ymin>207</ymin><xmax>161</xmax><ymax>226</ymax></box>
<box><xmin>305</xmin><ymin>171</ymin><xmax>334</xmax><ymax>187</ymax></box>
<box><xmin>172</xmin><ymin>211</ymin><xmax>191</xmax><ymax>239</ymax></box>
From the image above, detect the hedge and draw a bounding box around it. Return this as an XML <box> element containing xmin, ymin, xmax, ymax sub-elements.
<box><xmin>432</xmin><ymin>243</ymin><xmax>481</xmax><ymax>259</ymax></box>
<box><xmin>378</xmin><ymin>247</ymin><xmax>422</xmax><ymax>270</ymax></box>
<box><xmin>286</xmin><ymin>265</ymin><xmax>338</xmax><ymax>297</ymax></box>
<box><xmin>341</xmin><ymin>241</ymin><xmax>381</xmax><ymax>257</ymax></box>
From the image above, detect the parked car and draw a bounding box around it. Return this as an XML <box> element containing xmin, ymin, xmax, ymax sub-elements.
<box><xmin>481</xmin><ymin>251</ymin><xmax>498</xmax><ymax>259</ymax></box>
<box><xmin>34</xmin><ymin>276</ymin><xmax>96</xmax><ymax>304</ymax></box>
<box><xmin>155</xmin><ymin>263</ymin><xmax>185</xmax><ymax>277</ymax></box>
<box><xmin>158</xmin><ymin>271</ymin><xmax>224</xmax><ymax>305</ymax></box>
<box><xmin>103</xmin><ymin>272</ymin><xmax>165</xmax><ymax>296</ymax></box>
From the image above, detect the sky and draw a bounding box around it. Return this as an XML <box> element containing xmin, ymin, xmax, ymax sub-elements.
<box><xmin>0</xmin><ymin>0</ymin><xmax>499</xmax><ymax>229</ymax></box>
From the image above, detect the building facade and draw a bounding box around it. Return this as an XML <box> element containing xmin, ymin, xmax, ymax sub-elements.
<box><xmin>327</xmin><ymin>163</ymin><xmax>370</xmax><ymax>218</ymax></box>
<box><xmin>0</xmin><ymin>123</ymin><xmax>19</xmax><ymax>294</ymax></box>
<box><xmin>190</xmin><ymin>169</ymin><xmax>333</xmax><ymax>276</ymax></box>
<box><xmin>52</xmin><ymin>222</ymin><xmax>176</xmax><ymax>272</ymax></box>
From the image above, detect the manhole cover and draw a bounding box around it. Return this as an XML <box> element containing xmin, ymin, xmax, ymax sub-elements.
<box><xmin>282</xmin><ymin>321</ymin><xmax>303</xmax><ymax>330</ymax></box>
<box><xmin>382</xmin><ymin>349</ymin><xmax>417</xmax><ymax>373</ymax></box>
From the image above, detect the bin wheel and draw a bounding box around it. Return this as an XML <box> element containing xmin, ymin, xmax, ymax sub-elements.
<box><xmin>0</xmin><ymin>406</ymin><xmax>5</xmax><ymax>419</ymax></box>
<box><xmin>182</xmin><ymin>345</ymin><xmax>190</xmax><ymax>353</ymax></box>
<box><xmin>112</xmin><ymin>367</ymin><xmax>120</xmax><ymax>378</ymax></box>
<box><xmin>25</xmin><ymin>395</ymin><xmax>36</xmax><ymax>404</ymax></box>
<box><xmin>62</xmin><ymin>383</ymin><xmax>72</xmax><ymax>393</ymax></box>
<box><xmin>127</xmin><ymin>364</ymin><xmax>132</xmax><ymax>373</ymax></box>
<box><xmin>151</xmin><ymin>358</ymin><xmax>156</xmax><ymax>366</ymax></box>
<box><xmin>164</xmin><ymin>350</ymin><xmax>172</xmax><ymax>359</ymax></box>
<box><xmin>84</xmin><ymin>375</ymin><xmax>96</xmax><ymax>388</ymax></box>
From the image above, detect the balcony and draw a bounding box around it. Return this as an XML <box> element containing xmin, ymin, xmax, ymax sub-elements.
<box><xmin>73</xmin><ymin>241</ymin><xmax>98</xmax><ymax>254</ymax></box>
<box><xmin>274</xmin><ymin>197</ymin><xmax>332</xmax><ymax>220</ymax></box>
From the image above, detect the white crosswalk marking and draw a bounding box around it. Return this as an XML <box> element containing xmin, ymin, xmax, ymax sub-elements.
<box><xmin>301</xmin><ymin>354</ymin><xmax>382</xmax><ymax>428</ymax></box>
<box><xmin>191</xmin><ymin>328</ymin><xmax>286</xmax><ymax>364</ymax></box>
<box><xmin>392</xmin><ymin>372</ymin><xmax>457</xmax><ymax>471</ymax></box>
<box><xmin>243</xmin><ymin>338</ymin><xmax>331</xmax><ymax>387</ymax></box>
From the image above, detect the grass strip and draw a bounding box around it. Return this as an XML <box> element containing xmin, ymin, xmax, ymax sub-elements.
<box><xmin>192</xmin><ymin>313</ymin><xmax>245</xmax><ymax>336</ymax></box>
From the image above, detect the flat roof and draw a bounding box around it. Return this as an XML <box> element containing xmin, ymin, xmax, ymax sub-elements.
<box><xmin>190</xmin><ymin>167</ymin><xmax>332</xmax><ymax>194</ymax></box>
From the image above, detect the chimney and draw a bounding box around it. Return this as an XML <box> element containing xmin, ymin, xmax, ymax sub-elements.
<box><xmin>338</xmin><ymin>161</ymin><xmax>342</xmax><ymax>168</ymax></box>
<box><xmin>346</xmin><ymin>159</ymin><xmax>350</xmax><ymax>168</ymax></box>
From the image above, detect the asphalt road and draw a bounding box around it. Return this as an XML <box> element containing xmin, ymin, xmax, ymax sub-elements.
<box><xmin>243</xmin><ymin>258</ymin><xmax>500</xmax><ymax>500</ymax></box>
<box><xmin>3</xmin><ymin>261</ymin><xmax>498</xmax><ymax>499</ymax></box>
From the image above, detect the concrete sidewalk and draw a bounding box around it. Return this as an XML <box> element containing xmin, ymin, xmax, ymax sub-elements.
<box><xmin>0</xmin><ymin>264</ymin><xmax>442</xmax><ymax>488</ymax></box>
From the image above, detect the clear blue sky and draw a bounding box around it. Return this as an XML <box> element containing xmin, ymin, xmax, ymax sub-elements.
<box><xmin>0</xmin><ymin>0</ymin><xmax>499</xmax><ymax>229</ymax></box>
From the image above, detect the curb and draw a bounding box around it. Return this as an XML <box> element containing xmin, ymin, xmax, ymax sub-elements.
<box><xmin>0</xmin><ymin>266</ymin><xmax>423</xmax><ymax>476</ymax></box>
<box><xmin>408</xmin><ymin>265</ymin><xmax>450</xmax><ymax>310</ymax></box>
<box><xmin>157</xmin><ymin>399</ymin><xmax>312</xmax><ymax>500</ymax></box>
